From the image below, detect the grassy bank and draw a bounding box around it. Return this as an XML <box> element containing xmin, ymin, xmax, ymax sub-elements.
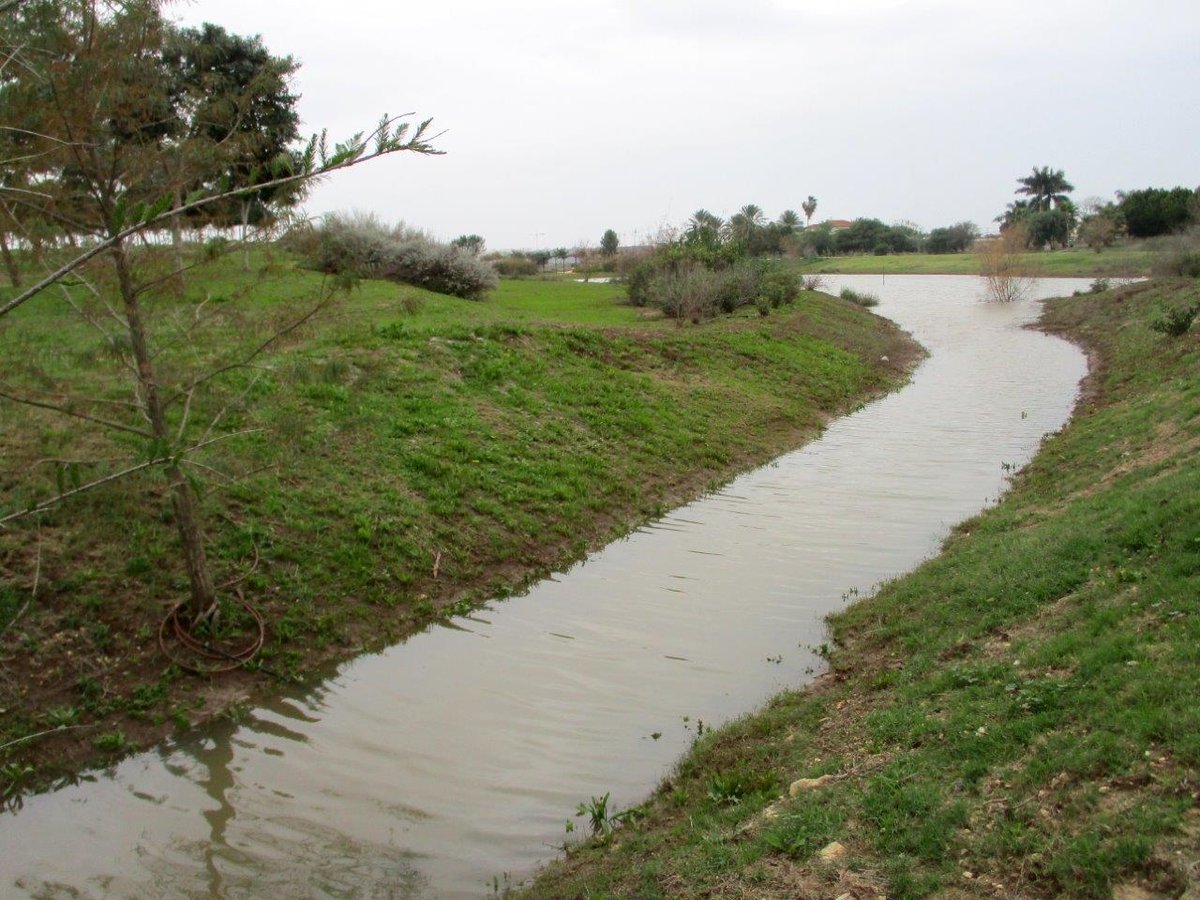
<box><xmin>0</xmin><ymin>255</ymin><xmax>919</xmax><ymax>799</ymax></box>
<box><xmin>519</xmin><ymin>279</ymin><xmax>1200</xmax><ymax>899</ymax></box>
<box><xmin>794</xmin><ymin>247</ymin><xmax>1154</xmax><ymax>278</ymax></box>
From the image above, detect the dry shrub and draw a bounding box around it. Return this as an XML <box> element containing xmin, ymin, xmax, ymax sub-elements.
<box><xmin>978</xmin><ymin>224</ymin><xmax>1034</xmax><ymax>302</ymax></box>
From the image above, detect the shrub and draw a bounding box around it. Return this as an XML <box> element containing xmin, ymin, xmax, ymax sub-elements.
<box><xmin>800</xmin><ymin>274</ymin><xmax>826</xmax><ymax>292</ymax></box>
<box><xmin>630</xmin><ymin>257</ymin><xmax>799</xmax><ymax>321</ymax></box>
<box><xmin>385</xmin><ymin>240</ymin><xmax>498</xmax><ymax>299</ymax></box>
<box><xmin>651</xmin><ymin>264</ymin><xmax>724</xmax><ymax>321</ymax></box>
<box><xmin>839</xmin><ymin>287</ymin><xmax>880</xmax><ymax>308</ymax></box>
<box><xmin>624</xmin><ymin>256</ymin><xmax>665</xmax><ymax>307</ymax></box>
<box><xmin>1148</xmin><ymin>302</ymin><xmax>1198</xmax><ymax>337</ymax></box>
<box><xmin>1152</xmin><ymin>249</ymin><xmax>1200</xmax><ymax>280</ymax></box>
<box><xmin>758</xmin><ymin>264</ymin><xmax>799</xmax><ymax>307</ymax></box>
<box><xmin>294</xmin><ymin>212</ymin><xmax>497</xmax><ymax>299</ymax></box>
<box><xmin>490</xmin><ymin>254</ymin><xmax>538</xmax><ymax>278</ymax></box>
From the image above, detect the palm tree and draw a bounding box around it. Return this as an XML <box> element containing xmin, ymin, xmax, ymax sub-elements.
<box><xmin>1016</xmin><ymin>166</ymin><xmax>1074</xmax><ymax>211</ymax></box>
<box><xmin>685</xmin><ymin>209</ymin><xmax>723</xmax><ymax>247</ymax></box>
<box><xmin>802</xmin><ymin>195</ymin><xmax>818</xmax><ymax>227</ymax></box>
<box><xmin>738</xmin><ymin>204</ymin><xmax>765</xmax><ymax>227</ymax></box>
<box><xmin>686</xmin><ymin>208</ymin><xmax>722</xmax><ymax>234</ymax></box>
<box><xmin>778</xmin><ymin>209</ymin><xmax>801</xmax><ymax>230</ymax></box>
<box><xmin>726</xmin><ymin>204</ymin><xmax>765</xmax><ymax>245</ymax></box>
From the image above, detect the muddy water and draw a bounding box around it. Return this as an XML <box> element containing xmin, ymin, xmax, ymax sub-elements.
<box><xmin>2</xmin><ymin>276</ymin><xmax>1090</xmax><ymax>898</ymax></box>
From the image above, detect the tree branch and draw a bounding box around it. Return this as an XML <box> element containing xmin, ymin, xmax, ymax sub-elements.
<box><xmin>0</xmin><ymin>388</ymin><xmax>154</xmax><ymax>438</ymax></box>
<box><xmin>0</xmin><ymin>429</ymin><xmax>263</xmax><ymax>527</ymax></box>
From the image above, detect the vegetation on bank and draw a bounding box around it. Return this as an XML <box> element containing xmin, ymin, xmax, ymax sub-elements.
<box><xmin>0</xmin><ymin>258</ymin><xmax>919</xmax><ymax>800</ymax></box>
<box><xmin>793</xmin><ymin>247</ymin><xmax>1157</xmax><ymax>277</ymax></box>
<box><xmin>518</xmin><ymin>279</ymin><xmax>1200</xmax><ymax>899</ymax></box>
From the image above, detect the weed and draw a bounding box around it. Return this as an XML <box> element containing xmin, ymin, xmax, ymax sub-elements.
<box><xmin>92</xmin><ymin>730</ymin><xmax>128</xmax><ymax>753</ymax></box>
<box><xmin>44</xmin><ymin>707</ymin><xmax>78</xmax><ymax>727</ymax></box>
<box><xmin>575</xmin><ymin>792</ymin><xmax>641</xmax><ymax>839</ymax></box>
<box><xmin>839</xmin><ymin>287</ymin><xmax>880</xmax><ymax>308</ymax></box>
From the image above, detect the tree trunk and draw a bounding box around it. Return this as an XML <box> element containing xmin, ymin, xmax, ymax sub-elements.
<box><xmin>241</xmin><ymin>200</ymin><xmax>251</xmax><ymax>272</ymax></box>
<box><xmin>112</xmin><ymin>238</ymin><xmax>217</xmax><ymax>624</ymax></box>
<box><xmin>170</xmin><ymin>185</ymin><xmax>186</xmax><ymax>295</ymax></box>
<box><xmin>0</xmin><ymin>230</ymin><xmax>20</xmax><ymax>288</ymax></box>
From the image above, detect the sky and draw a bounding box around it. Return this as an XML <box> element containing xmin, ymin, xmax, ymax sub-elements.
<box><xmin>173</xmin><ymin>0</ymin><xmax>1200</xmax><ymax>251</ymax></box>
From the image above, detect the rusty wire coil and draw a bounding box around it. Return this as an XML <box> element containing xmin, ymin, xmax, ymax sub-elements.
<box><xmin>157</xmin><ymin>546</ymin><xmax>264</xmax><ymax>674</ymax></box>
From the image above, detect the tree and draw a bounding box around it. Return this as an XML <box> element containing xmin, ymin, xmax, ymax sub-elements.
<box><xmin>553</xmin><ymin>246</ymin><xmax>569</xmax><ymax>272</ymax></box>
<box><xmin>1118</xmin><ymin>187</ymin><xmax>1196</xmax><ymax>238</ymax></box>
<box><xmin>1000</xmin><ymin>168</ymin><xmax>1079</xmax><ymax>244</ymax></box>
<box><xmin>801</xmin><ymin>196</ymin><xmax>818</xmax><ymax>227</ymax></box>
<box><xmin>1015</xmin><ymin>166</ymin><xmax>1075</xmax><ymax>212</ymax></box>
<box><xmin>0</xmin><ymin>0</ymin><xmax>441</xmax><ymax>636</ymax></box>
<box><xmin>600</xmin><ymin>228</ymin><xmax>620</xmax><ymax>257</ymax></box>
<box><xmin>727</xmin><ymin>204</ymin><xmax>766</xmax><ymax>246</ymax></box>
<box><xmin>833</xmin><ymin>218</ymin><xmax>890</xmax><ymax>254</ymax></box>
<box><xmin>684</xmin><ymin>209</ymin><xmax>722</xmax><ymax>252</ymax></box>
<box><xmin>1078</xmin><ymin>213</ymin><xmax>1119</xmax><ymax>253</ymax></box>
<box><xmin>925</xmin><ymin>221</ymin><xmax>979</xmax><ymax>254</ymax></box>
<box><xmin>451</xmin><ymin>233</ymin><xmax>486</xmax><ymax>256</ymax></box>
<box><xmin>162</xmin><ymin>22</ymin><xmax>303</xmax><ymax>272</ymax></box>
<box><xmin>1025</xmin><ymin>207</ymin><xmax>1074</xmax><ymax>250</ymax></box>
<box><xmin>778</xmin><ymin>209</ymin><xmax>801</xmax><ymax>231</ymax></box>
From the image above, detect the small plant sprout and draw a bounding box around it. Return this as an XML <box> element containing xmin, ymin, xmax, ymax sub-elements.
<box><xmin>574</xmin><ymin>792</ymin><xmax>641</xmax><ymax>839</ymax></box>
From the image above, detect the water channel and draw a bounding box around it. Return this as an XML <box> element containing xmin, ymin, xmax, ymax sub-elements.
<box><xmin>2</xmin><ymin>275</ymin><xmax>1092</xmax><ymax>898</ymax></box>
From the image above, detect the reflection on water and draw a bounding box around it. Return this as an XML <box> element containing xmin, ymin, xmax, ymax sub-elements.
<box><xmin>1</xmin><ymin>276</ymin><xmax>1091</xmax><ymax>899</ymax></box>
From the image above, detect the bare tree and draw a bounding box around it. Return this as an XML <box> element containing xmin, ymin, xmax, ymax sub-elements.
<box><xmin>979</xmin><ymin>223</ymin><xmax>1033</xmax><ymax>302</ymax></box>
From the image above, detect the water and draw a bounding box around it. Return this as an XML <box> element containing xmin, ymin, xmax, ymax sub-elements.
<box><xmin>1</xmin><ymin>276</ymin><xmax>1090</xmax><ymax>898</ymax></box>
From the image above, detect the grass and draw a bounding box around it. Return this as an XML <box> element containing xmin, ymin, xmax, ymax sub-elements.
<box><xmin>793</xmin><ymin>246</ymin><xmax>1154</xmax><ymax>277</ymax></box>
<box><xmin>0</xmin><ymin>248</ymin><xmax>918</xmax><ymax>795</ymax></box>
<box><xmin>517</xmin><ymin>279</ymin><xmax>1200</xmax><ymax>899</ymax></box>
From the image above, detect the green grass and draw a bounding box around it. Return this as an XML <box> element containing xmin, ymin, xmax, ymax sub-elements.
<box><xmin>0</xmin><ymin>247</ymin><xmax>916</xmax><ymax>791</ymax></box>
<box><xmin>793</xmin><ymin>246</ymin><xmax>1154</xmax><ymax>277</ymax></box>
<box><xmin>518</xmin><ymin>279</ymin><xmax>1200</xmax><ymax>899</ymax></box>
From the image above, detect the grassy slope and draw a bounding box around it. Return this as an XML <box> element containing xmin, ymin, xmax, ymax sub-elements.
<box><xmin>794</xmin><ymin>247</ymin><xmax>1153</xmax><ymax>277</ymax></box>
<box><xmin>519</xmin><ymin>280</ymin><xmax>1200</xmax><ymax>900</ymax></box>
<box><xmin>0</xmin><ymin>255</ymin><xmax>918</xmax><ymax>796</ymax></box>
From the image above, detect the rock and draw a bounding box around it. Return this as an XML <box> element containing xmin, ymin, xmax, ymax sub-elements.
<box><xmin>818</xmin><ymin>841</ymin><xmax>848</xmax><ymax>863</ymax></box>
<box><xmin>789</xmin><ymin>774</ymin><xmax>836</xmax><ymax>796</ymax></box>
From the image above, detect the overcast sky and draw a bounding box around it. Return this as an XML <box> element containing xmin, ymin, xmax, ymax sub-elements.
<box><xmin>174</xmin><ymin>0</ymin><xmax>1199</xmax><ymax>251</ymax></box>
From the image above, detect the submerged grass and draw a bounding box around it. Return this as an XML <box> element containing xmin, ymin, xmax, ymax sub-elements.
<box><xmin>518</xmin><ymin>279</ymin><xmax>1200</xmax><ymax>899</ymax></box>
<box><xmin>0</xmin><ymin>250</ymin><xmax>917</xmax><ymax>795</ymax></box>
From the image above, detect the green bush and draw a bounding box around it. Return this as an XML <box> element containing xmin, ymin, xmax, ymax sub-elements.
<box><xmin>632</xmin><ymin>257</ymin><xmax>799</xmax><ymax>321</ymax></box>
<box><xmin>1148</xmin><ymin>302</ymin><xmax>1198</xmax><ymax>336</ymax></box>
